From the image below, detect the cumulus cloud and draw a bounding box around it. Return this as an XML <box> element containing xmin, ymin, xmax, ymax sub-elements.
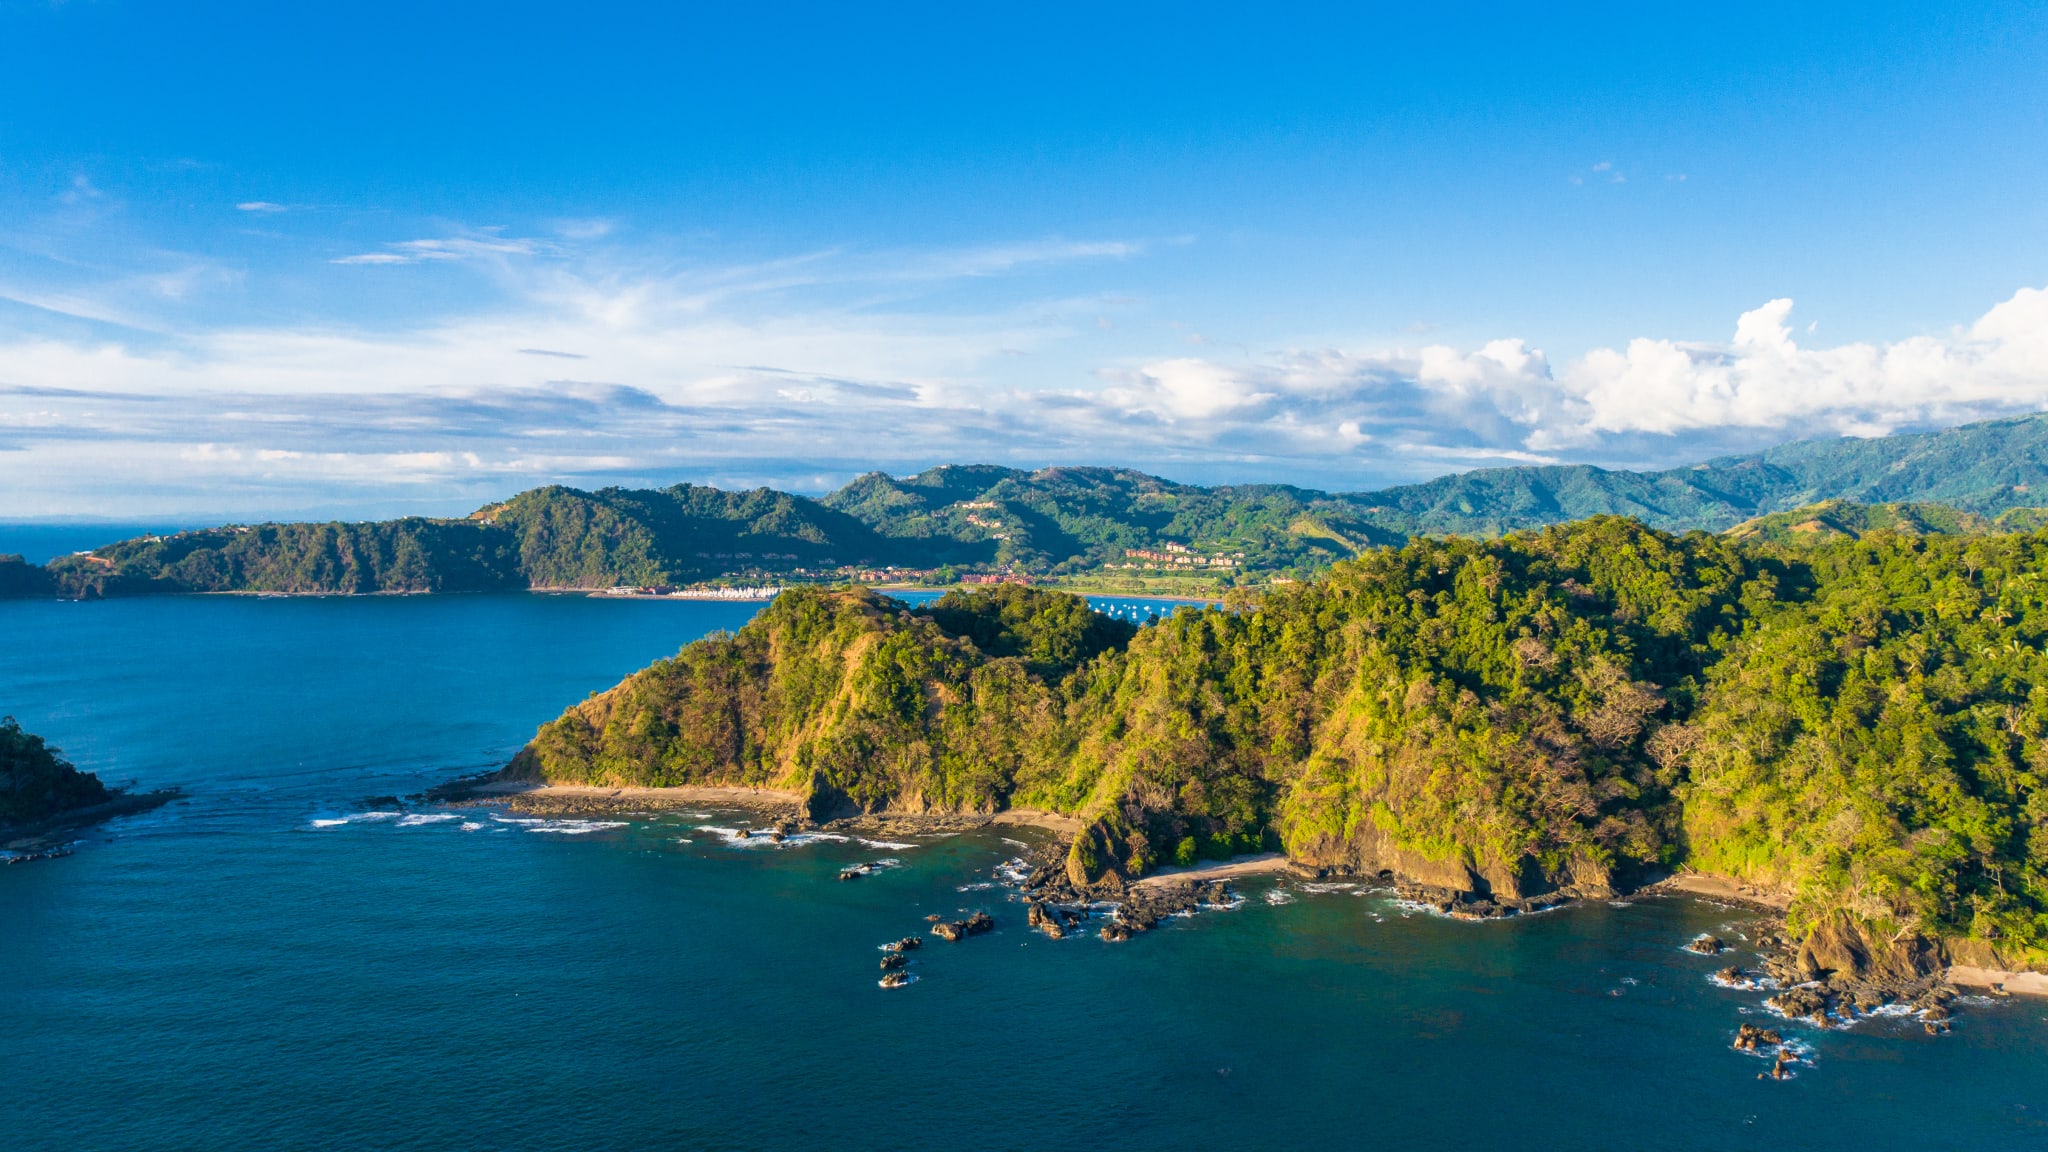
<box><xmin>2</xmin><ymin>217</ymin><xmax>2046</xmax><ymax>517</ymax></box>
<box><xmin>1551</xmin><ymin>290</ymin><xmax>2048</xmax><ymax>444</ymax></box>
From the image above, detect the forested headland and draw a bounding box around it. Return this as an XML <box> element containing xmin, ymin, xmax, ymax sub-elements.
<box><xmin>508</xmin><ymin>518</ymin><xmax>2048</xmax><ymax>977</ymax></box>
<box><xmin>1</xmin><ymin>717</ymin><xmax>112</xmax><ymax>829</ymax></box>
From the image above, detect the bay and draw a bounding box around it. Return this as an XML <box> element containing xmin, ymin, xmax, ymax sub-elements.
<box><xmin>3</xmin><ymin>593</ymin><xmax>2043</xmax><ymax>1151</ymax></box>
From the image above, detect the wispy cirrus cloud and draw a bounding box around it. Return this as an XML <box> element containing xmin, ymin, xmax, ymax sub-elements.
<box><xmin>330</xmin><ymin>230</ymin><xmax>557</xmax><ymax>265</ymax></box>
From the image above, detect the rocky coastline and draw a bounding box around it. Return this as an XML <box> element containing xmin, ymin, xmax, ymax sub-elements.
<box><xmin>1</xmin><ymin>787</ymin><xmax>180</xmax><ymax>860</ymax></box>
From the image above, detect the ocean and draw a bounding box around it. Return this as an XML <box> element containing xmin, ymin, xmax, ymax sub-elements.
<box><xmin>3</xmin><ymin>593</ymin><xmax>2043</xmax><ymax>1151</ymax></box>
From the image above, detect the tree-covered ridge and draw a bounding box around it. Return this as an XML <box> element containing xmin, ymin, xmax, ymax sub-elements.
<box><xmin>43</xmin><ymin>520</ymin><xmax>525</xmax><ymax>596</ymax></box>
<box><xmin>1674</xmin><ymin>531</ymin><xmax>2048</xmax><ymax>964</ymax></box>
<box><xmin>0</xmin><ymin>716</ymin><xmax>110</xmax><ymax>827</ymax></box>
<box><xmin>510</xmin><ymin>519</ymin><xmax>2048</xmax><ymax>971</ymax></box>
<box><xmin>17</xmin><ymin>411</ymin><xmax>2048</xmax><ymax>598</ymax></box>
<box><xmin>823</xmin><ymin>465</ymin><xmax>1400</xmax><ymax>575</ymax></box>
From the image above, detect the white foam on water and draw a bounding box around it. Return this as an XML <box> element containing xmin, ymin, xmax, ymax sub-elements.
<box><xmin>397</xmin><ymin>813</ymin><xmax>460</xmax><ymax>826</ymax></box>
<box><xmin>459</xmin><ymin>822</ymin><xmax>485</xmax><ymax>832</ymax></box>
<box><xmin>1708</xmin><ymin>971</ymin><xmax>1779</xmax><ymax>991</ymax></box>
<box><xmin>358</xmin><ymin>811</ymin><xmax>403</xmax><ymax>821</ymax></box>
<box><xmin>856</xmin><ymin>838</ymin><xmax>917</xmax><ymax>850</ymax></box>
<box><xmin>1608</xmin><ymin>900</ymin><xmax>1634</xmax><ymax>907</ymax></box>
<box><xmin>674</xmin><ymin>837</ymin><xmax>694</xmax><ymax>844</ymax></box>
<box><xmin>694</xmin><ymin>823</ymin><xmax>852</xmax><ymax>849</ymax></box>
<box><xmin>497</xmin><ymin>818</ymin><xmax>630</xmax><ymax>835</ymax></box>
<box><xmin>956</xmin><ymin>881</ymin><xmax>997</xmax><ymax>891</ymax></box>
<box><xmin>1297</xmin><ymin>881</ymin><xmax>1359</xmax><ymax>894</ymax></box>
<box><xmin>308</xmin><ymin>818</ymin><xmax>351</xmax><ymax>828</ymax></box>
<box><xmin>1000</xmin><ymin>837</ymin><xmax>1031</xmax><ymax>849</ymax></box>
<box><xmin>1262</xmin><ymin>890</ymin><xmax>1297</xmax><ymax>905</ymax></box>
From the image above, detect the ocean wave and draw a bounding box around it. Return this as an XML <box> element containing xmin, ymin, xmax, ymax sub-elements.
<box><xmin>397</xmin><ymin>813</ymin><xmax>460</xmax><ymax>826</ymax></box>
<box><xmin>494</xmin><ymin>815</ymin><xmax>627</xmax><ymax>835</ymax></box>
<box><xmin>1297</xmin><ymin>881</ymin><xmax>1359</xmax><ymax>894</ymax></box>
<box><xmin>856</xmin><ymin>838</ymin><xmax>918</xmax><ymax>850</ymax></box>
<box><xmin>1000</xmin><ymin>837</ymin><xmax>1031</xmax><ymax>849</ymax></box>
<box><xmin>1262</xmin><ymin>890</ymin><xmax>1297</xmax><ymax>905</ymax></box>
<box><xmin>459</xmin><ymin>822</ymin><xmax>485</xmax><ymax>832</ymax></box>
<box><xmin>956</xmin><ymin>881</ymin><xmax>997</xmax><ymax>891</ymax></box>
<box><xmin>309</xmin><ymin>810</ymin><xmax>404</xmax><ymax>828</ymax></box>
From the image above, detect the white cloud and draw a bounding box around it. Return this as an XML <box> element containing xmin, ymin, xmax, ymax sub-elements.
<box><xmin>1551</xmin><ymin>288</ymin><xmax>2048</xmax><ymax>442</ymax></box>
<box><xmin>236</xmin><ymin>201</ymin><xmax>288</xmax><ymax>213</ymax></box>
<box><xmin>330</xmin><ymin>231</ymin><xmax>555</xmax><ymax>266</ymax></box>
<box><xmin>3</xmin><ymin>212</ymin><xmax>2047</xmax><ymax>517</ymax></box>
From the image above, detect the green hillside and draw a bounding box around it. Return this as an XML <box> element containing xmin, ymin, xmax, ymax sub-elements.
<box><xmin>510</xmin><ymin>518</ymin><xmax>2048</xmax><ymax>975</ymax></box>
<box><xmin>1724</xmin><ymin>501</ymin><xmax>1998</xmax><ymax>546</ymax></box>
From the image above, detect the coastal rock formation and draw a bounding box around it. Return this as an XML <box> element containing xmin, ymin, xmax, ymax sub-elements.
<box><xmin>2</xmin><ymin>716</ymin><xmax>174</xmax><ymax>853</ymax></box>
<box><xmin>1794</xmin><ymin>912</ymin><xmax>1944</xmax><ymax>983</ymax></box>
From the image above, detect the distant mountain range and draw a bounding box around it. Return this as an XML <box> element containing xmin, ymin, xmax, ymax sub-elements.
<box><xmin>8</xmin><ymin>411</ymin><xmax>2048</xmax><ymax>597</ymax></box>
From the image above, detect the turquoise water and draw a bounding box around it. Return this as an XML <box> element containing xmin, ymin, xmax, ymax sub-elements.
<box><xmin>3</xmin><ymin>594</ymin><xmax>2044</xmax><ymax>1151</ymax></box>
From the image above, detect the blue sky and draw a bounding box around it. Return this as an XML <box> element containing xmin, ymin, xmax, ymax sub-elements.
<box><xmin>3</xmin><ymin>1</ymin><xmax>2046</xmax><ymax>517</ymax></box>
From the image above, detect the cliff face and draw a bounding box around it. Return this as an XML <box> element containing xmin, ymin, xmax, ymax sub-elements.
<box><xmin>0</xmin><ymin>717</ymin><xmax>110</xmax><ymax>828</ymax></box>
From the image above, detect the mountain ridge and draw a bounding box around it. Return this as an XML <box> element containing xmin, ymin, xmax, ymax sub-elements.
<box><xmin>12</xmin><ymin>411</ymin><xmax>2048</xmax><ymax>597</ymax></box>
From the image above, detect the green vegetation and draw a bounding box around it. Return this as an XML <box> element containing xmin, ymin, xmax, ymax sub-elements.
<box><xmin>17</xmin><ymin>412</ymin><xmax>2048</xmax><ymax>598</ymax></box>
<box><xmin>1724</xmin><ymin>500</ymin><xmax>1996</xmax><ymax>546</ymax></box>
<box><xmin>512</xmin><ymin>517</ymin><xmax>2048</xmax><ymax>971</ymax></box>
<box><xmin>0</xmin><ymin>554</ymin><xmax>52</xmax><ymax>597</ymax></box>
<box><xmin>0</xmin><ymin>717</ymin><xmax>110</xmax><ymax>827</ymax></box>
<box><xmin>44</xmin><ymin>520</ymin><xmax>525</xmax><ymax>596</ymax></box>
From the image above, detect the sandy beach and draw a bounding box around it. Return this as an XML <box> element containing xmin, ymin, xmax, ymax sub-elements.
<box><xmin>1945</xmin><ymin>966</ymin><xmax>2048</xmax><ymax>997</ymax></box>
<box><xmin>1653</xmin><ymin>871</ymin><xmax>1792</xmax><ymax>911</ymax></box>
<box><xmin>987</xmin><ymin>808</ymin><xmax>1087</xmax><ymax>835</ymax></box>
<box><xmin>1130</xmin><ymin>852</ymin><xmax>1293</xmax><ymax>891</ymax></box>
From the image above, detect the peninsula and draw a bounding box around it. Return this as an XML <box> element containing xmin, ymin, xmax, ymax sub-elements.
<box><xmin>499</xmin><ymin>516</ymin><xmax>2048</xmax><ymax>992</ymax></box>
<box><xmin>1</xmin><ymin>717</ymin><xmax>174</xmax><ymax>857</ymax></box>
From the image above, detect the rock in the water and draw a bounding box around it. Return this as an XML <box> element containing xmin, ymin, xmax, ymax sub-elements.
<box><xmin>965</xmin><ymin>911</ymin><xmax>994</xmax><ymax>935</ymax></box>
<box><xmin>883</xmin><ymin>936</ymin><xmax>922</xmax><ymax>953</ymax></box>
<box><xmin>1766</xmin><ymin>985</ymin><xmax>1833</xmax><ymax>1025</ymax></box>
<box><xmin>1685</xmin><ymin>934</ymin><xmax>1726</xmax><ymax>955</ymax></box>
<box><xmin>879</xmin><ymin>971</ymin><xmax>913</xmax><ymax>989</ymax></box>
<box><xmin>1099</xmin><ymin>922</ymin><xmax>1130</xmax><ymax>942</ymax></box>
<box><xmin>1733</xmin><ymin>1023</ymin><xmax>1783</xmax><ymax>1052</ymax></box>
<box><xmin>931</xmin><ymin>921</ymin><xmax>965</xmax><ymax>942</ymax></box>
<box><xmin>879</xmin><ymin>953</ymin><xmax>907</xmax><ymax>971</ymax></box>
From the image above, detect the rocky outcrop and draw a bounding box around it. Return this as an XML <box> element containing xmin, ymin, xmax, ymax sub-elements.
<box><xmin>1288</xmin><ymin>822</ymin><xmax>1616</xmax><ymax>911</ymax></box>
<box><xmin>1794</xmin><ymin>911</ymin><xmax>1944</xmax><ymax>983</ymax></box>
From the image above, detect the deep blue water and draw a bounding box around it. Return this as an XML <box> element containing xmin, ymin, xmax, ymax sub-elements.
<box><xmin>0</xmin><ymin>523</ymin><xmax>190</xmax><ymax>564</ymax></box>
<box><xmin>3</xmin><ymin>594</ymin><xmax>2044</xmax><ymax>1151</ymax></box>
